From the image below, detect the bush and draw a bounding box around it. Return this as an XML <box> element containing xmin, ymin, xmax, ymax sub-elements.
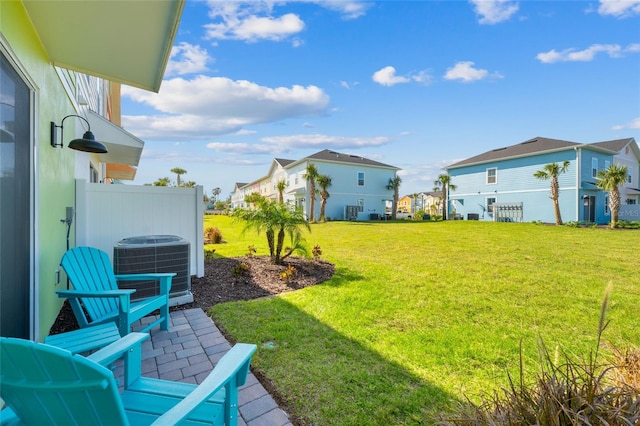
<box><xmin>204</xmin><ymin>226</ymin><xmax>223</xmax><ymax>244</ymax></box>
<box><xmin>231</xmin><ymin>262</ymin><xmax>250</xmax><ymax>277</ymax></box>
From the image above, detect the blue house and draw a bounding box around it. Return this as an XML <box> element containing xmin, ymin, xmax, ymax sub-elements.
<box><xmin>445</xmin><ymin>137</ymin><xmax>640</xmax><ymax>224</ymax></box>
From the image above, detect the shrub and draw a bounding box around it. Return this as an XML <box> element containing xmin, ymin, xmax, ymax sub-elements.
<box><xmin>312</xmin><ymin>244</ymin><xmax>322</xmax><ymax>261</ymax></box>
<box><xmin>204</xmin><ymin>226</ymin><xmax>223</xmax><ymax>244</ymax></box>
<box><xmin>231</xmin><ymin>262</ymin><xmax>250</xmax><ymax>277</ymax></box>
<box><xmin>246</xmin><ymin>244</ymin><xmax>257</xmax><ymax>257</ymax></box>
<box><xmin>280</xmin><ymin>265</ymin><xmax>297</xmax><ymax>284</ymax></box>
<box><xmin>204</xmin><ymin>248</ymin><xmax>216</xmax><ymax>261</ymax></box>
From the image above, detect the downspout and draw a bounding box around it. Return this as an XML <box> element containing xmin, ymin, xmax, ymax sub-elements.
<box><xmin>575</xmin><ymin>147</ymin><xmax>580</xmax><ymax>221</ymax></box>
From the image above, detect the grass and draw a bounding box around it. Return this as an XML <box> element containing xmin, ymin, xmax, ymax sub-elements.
<box><xmin>204</xmin><ymin>215</ymin><xmax>640</xmax><ymax>425</ymax></box>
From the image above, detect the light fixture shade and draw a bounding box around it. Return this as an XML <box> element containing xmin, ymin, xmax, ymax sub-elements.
<box><xmin>67</xmin><ymin>130</ymin><xmax>108</xmax><ymax>153</ymax></box>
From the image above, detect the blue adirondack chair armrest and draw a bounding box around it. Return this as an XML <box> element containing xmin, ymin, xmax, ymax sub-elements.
<box><xmin>151</xmin><ymin>343</ymin><xmax>258</xmax><ymax>426</ymax></box>
<box><xmin>87</xmin><ymin>332</ymin><xmax>149</xmax><ymax>366</ymax></box>
<box><xmin>56</xmin><ymin>289</ymin><xmax>136</xmax><ymax>298</ymax></box>
<box><xmin>115</xmin><ymin>273</ymin><xmax>175</xmax><ymax>294</ymax></box>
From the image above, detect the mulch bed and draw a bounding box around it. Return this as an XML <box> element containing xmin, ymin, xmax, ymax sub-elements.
<box><xmin>49</xmin><ymin>256</ymin><xmax>335</xmax><ymax>334</ymax></box>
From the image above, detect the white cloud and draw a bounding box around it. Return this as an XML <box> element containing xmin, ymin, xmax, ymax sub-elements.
<box><xmin>205</xmin><ymin>134</ymin><xmax>390</xmax><ymax>155</ymax></box>
<box><xmin>203</xmin><ymin>1</ymin><xmax>368</xmax><ymax>43</ymax></box>
<box><xmin>372</xmin><ymin>66</ymin><xmax>431</xmax><ymax>87</ymax></box>
<box><xmin>612</xmin><ymin>117</ymin><xmax>640</xmax><ymax>130</ymax></box>
<box><xmin>372</xmin><ymin>66</ymin><xmax>409</xmax><ymax>86</ymax></box>
<box><xmin>261</xmin><ymin>134</ymin><xmax>390</xmax><ymax>149</ymax></box>
<box><xmin>470</xmin><ymin>0</ymin><xmax>519</xmax><ymax>24</ymax></box>
<box><xmin>536</xmin><ymin>43</ymin><xmax>639</xmax><ymax>63</ymax></box>
<box><xmin>206</xmin><ymin>12</ymin><xmax>304</xmax><ymax>42</ymax></box>
<box><xmin>165</xmin><ymin>43</ymin><xmax>211</xmax><ymax>76</ymax></box>
<box><xmin>308</xmin><ymin>1</ymin><xmax>371</xmax><ymax>20</ymax></box>
<box><xmin>121</xmin><ymin>76</ymin><xmax>330</xmax><ymax>139</ymax></box>
<box><xmin>597</xmin><ymin>0</ymin><xmax>640</xmax><ymax>17</ymax></box>
<box><xmin>444</xmin><ymin>61</ymin><xmax>503</xmax><ymax>82</ymax></box>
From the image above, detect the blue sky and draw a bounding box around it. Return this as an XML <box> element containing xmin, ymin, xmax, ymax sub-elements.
<box><xmin>121</xmin><ymin>0</ymin><xmax>640</xmax><ymax>199</ymax></box>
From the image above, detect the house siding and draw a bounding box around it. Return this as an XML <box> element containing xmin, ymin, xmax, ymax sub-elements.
<box><xmin>3</xmin><ymin>1</ymin><xmax>79</xmax><ymax>340</ymax></box>
<box><xmin>233</xmin><ymin>152</ymin><xmax>398</xmax><ymax>220</ymax></box>
<box><xmin>449</xmin><ymin>149</ymin><xmax>580</xmax><ymax>223</ymax></box>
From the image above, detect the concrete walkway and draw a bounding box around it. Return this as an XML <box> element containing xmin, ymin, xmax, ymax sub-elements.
<box><xmin>127</xmin><ymin>308</ymin><xmax>293</xmax><ymax>426</ymax></box>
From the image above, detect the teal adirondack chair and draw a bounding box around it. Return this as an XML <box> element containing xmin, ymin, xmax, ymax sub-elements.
<box><xmin>58</xmin><ymin>246</ymin><xmax>175</xmax><ymax>337</ymax></box>
<box><xmin>0</xmin><ymin>334</ymin><xmax>257</xmax><ymax>425</ymax></box>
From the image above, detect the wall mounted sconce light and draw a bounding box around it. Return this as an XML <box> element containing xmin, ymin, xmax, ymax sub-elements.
<box><xmin>50</xmin><ymin>114</ymin><xmax>108</xmax><ymax>153</ymax></box>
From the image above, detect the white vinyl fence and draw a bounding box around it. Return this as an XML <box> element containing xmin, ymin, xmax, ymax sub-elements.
<box><xmin>74</xmin><ymin>180</ymin><xmax>204</xmax><ymax>277</ymax></box>
<box><xmin>619</xmin><ymin>204</ymin><xmax>640</xmax><ymax>222</ymax></box>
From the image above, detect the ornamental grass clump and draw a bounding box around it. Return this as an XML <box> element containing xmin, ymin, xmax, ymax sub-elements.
<box><xmin>439</xmin><ymin>289</ymin><xmax>640</xmax><ymax>425</ymax></box>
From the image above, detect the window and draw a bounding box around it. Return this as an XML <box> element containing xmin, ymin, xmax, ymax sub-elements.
<box><xmin>626</xmin><ymin>199</ymin><xmax>636</xmax><ymax>205</ymax></box>
<box><xmin>628</xmin><ymin>171</ymin><xmax>633</xmax><ymax>184</ymax></box>
<box><xmin>357</xmin><ymin>172</ymin><xmax>365</xmax><ymax>186</ymax></box>
<box><xmin>605</xmin><ymin>196</ymin><xmax>610</xmax><ymax>215</ymax></box>
<box><xmin>486</xmin><ymin>197</ymin><xmax>496</xmax><ymax>213</ymax></box>
<box><xmin>357</xmin><ymin>198</ymin><xmax>364</xmax><ymax>212</ymax></box>
<box><xmin>592</xmin><ymin>158</ymin><xmax>598</xmax><ymax>178</ymax></box>
<box><xmin>604</xmin><ymin>160</ymin><xmax>610</xmax><ymax>170</ymax></box>
<box><xmin>90</xmin><ymin>164</ymin><xmax>98</xmax><ymax>183</ymax></box>
<box><xmin>486</xmin><ymin>168</ymin><xmax>497</xmax><ymax>184</ymax></box>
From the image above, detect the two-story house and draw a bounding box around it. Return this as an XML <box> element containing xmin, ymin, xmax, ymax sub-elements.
<box><xmin>445</xmin><ymin>136</ymin><xmax>639</xmax><ymax>224</ymax></box>
<box><xmin>232</xmin><ymin>149</ymin><xmax>400</xmax><ymax>221</ymax></box>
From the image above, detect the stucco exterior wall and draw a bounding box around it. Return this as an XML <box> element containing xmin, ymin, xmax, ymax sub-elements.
<box><xmin>2</xmin><ymin>1</ymin><xmax>79</xmax><ymax>339</ymax></box>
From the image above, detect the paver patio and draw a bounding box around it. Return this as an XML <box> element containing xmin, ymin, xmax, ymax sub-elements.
<box><xmin>122</xmin><ymin>308</ymin><xmax>292</xmax><ymax>426</ymax></box>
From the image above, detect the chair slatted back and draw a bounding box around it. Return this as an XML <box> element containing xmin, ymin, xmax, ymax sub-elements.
<box><xmin>61</xmin><ymin>247</ymin><xmax>120</xmax><ymax>322</ymax></box>
<box><xmin>0</xmin><ymin>337</ymin><xmax>128</xmax><ymax>425</ymax></box>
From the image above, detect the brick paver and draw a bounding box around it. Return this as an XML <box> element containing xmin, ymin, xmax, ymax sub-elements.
<box><xmin>129</xmin><ymin>308</ymin><xmax>292</xmax><ymax>426</ymax></box>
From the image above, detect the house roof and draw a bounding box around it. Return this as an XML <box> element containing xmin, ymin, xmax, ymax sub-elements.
<box><xmin>22</xmin><ymin>1</ymin><xmax>184</xmax><ymax>92</ymax></box>
<box><xmin>303</xmin><ymin>149</ymin><xmax>399</xmax><ymax>169</ymax></box>
<box><xmin>274</xmin><ymin>158</ymin><xmax>295</xmax><ymax>167</ymax></box>
<box><xmin>447</xmin><ymin>137</ymin><xmax>581</xmax><ymax>169</ymax></box>
<box><xmin>588</xmin><ymin>138</ymin><xmax>636</xmax><ymax>153</ymax></box>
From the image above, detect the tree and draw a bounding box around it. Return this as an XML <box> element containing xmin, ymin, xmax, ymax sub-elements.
<box><xmin>233</xmin><ymin>199</ymin><xmax>310</xmax><ymax>264</ymax></box>
<box><xmin>153</xmin><ymin>177</ymin><xmax>171</xmax><ymax>187</ymax></box>
<box><xmin>434</xmin><ymin>174</ymin><xmax>457</xmax><ymax>220</ymax></box>
<box><xmin>276</xmin><ymin>179</ymin><xmax>287</xmax><ymax>204</ymax></box>
<box><xmin>303</xmin><ymin>163</ymin><xmax>319</xmax><ymax>221</ymax></box>
<box><xmin>596</xmin><ymin>163</ymin><xmax>628</xmax><ymax>229</ymax></box>
<box><xmin>211</xmin><ymin>187</ymin><xmax>221</xmax><ymax>204</ymax></box>
<box><xmin>411</xmin><ymin>193</ymin><xmax>419</xmax><ymax>214</ymax></box>
<box><xmin>182</xmin><ymin>181</ymin><xmax>197</xmax><ymax>188</ymax></box>
<box><xmin>386</xmin><ymin>176</ymin><xmax>402</xmax><ymax>220</ymax></box>
<box><xmin>534</xmin><ymin>161</ymin><xmax>570</xmax><ymax>225</ymax></box>
<box><xmin>171</xmin><ymin>167</ymin><xmax>187</xmax><ymax>187</ymax></box>
<box><xmin>317</xmin><ymin>174</ymin><xmax>332</xmax><ymax>221</ymax></box>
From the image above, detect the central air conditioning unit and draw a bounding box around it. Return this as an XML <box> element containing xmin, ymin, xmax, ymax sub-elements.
<box><xmin>113</xmin><ymin>235</ymin><xmax>193</xmax><ymax>306</ymax></box>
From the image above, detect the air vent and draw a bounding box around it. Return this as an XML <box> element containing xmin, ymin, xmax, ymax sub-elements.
<box><xmin>113</xmin><ymin>235</ymin><xmax>192</xmax><ymax>306</ymax></box>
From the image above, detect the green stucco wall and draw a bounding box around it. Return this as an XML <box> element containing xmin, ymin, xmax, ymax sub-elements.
<box><xmin>2</xmin><ymin>0</ymin><xmax>79</xmax><ymax>340</ymax></box>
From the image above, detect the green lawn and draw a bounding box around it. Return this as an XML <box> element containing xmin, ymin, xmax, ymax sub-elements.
<box><xmin>204</xmin><ymin>216</ymin><xmax>640</xmax><ymax>425</ymax></box>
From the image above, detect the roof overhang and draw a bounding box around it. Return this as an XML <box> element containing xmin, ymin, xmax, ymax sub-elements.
<box><xmin>627</xmin><ymin>188</ymin><xmax>640</xmax><ymax>195</ymax></box>
<box><xmin>22</xmin><ymin>0</ymin><xmax>184</xmax><ymax>92</ymax></box>
<box><xmin>85</xmin><ymin>110</ymin><xmax>143</xmax><ymax>167</ymax></box>
<box><xmin>106</xmin><ymin>163</ymin><xmax>137</xmax><ymax>181</ymax></box>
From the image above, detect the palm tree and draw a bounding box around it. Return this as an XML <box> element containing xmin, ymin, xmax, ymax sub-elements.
<box><xmin>434</xmin><ymin>174</ymin><xmax>457</xmax><ymax>220</ymax></box>
<box><xmin>303</xmin><ymin>163</ymin><xmax>319</xmax><ymax>221</ymax></box>
<box><xmin>411</xmin><ymin>193</ymin><xmax>419</xmax><ymax>214</ymax></box>
<box><xmin>276</xmin><ymin>179</ymin><xmax>287</xmax><ymax>204</ymax></box>
<box><xmin>153</xmin><ymin>177</ymin><xmax>171</xmax><ymax>186</ymax></box>
<box><xmin>233</xmin><ymin>199</ymin><xmax>310</xmax><ymax>264</ymax></box>
<box><xmin>596</xmin><ymin>163</ymin><xmax>628</xmax><ymax>229</ymax></box>
<box><xmin>534</xmin><ymin>161</ymin><xmax>570</xmax><ymax>225</ymax></box>
<box><xmin>317</xmin><ymin>174</ymin><xmax>333</xmax><ymax>221</ymax></box>
<box><xmin>171</xmin><ymin>167</ymin><xmax>187</xmax><ymax>187</ymax></box>
<box><xmin>386</xmin><ymin>176</ymin><xmax>402</xmax><ymax>219</ymax></box>
<box><xmin>211</xmin><ymin>187</ymin><xmax>221</xmax><ymax>204</ymax></box>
